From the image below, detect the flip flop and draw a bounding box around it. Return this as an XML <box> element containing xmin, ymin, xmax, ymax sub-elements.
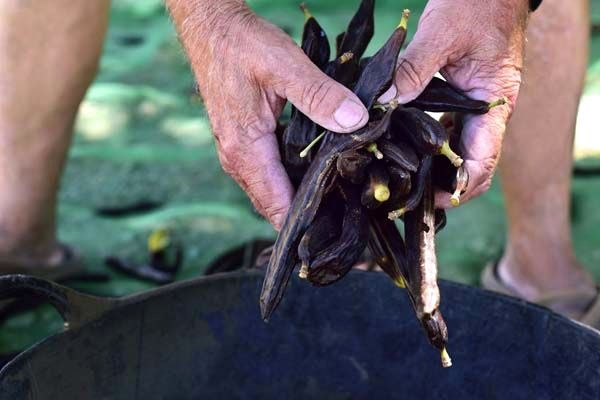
<box><xmin>482</xmin><ymin>261</ymin><xmax>600</xmax><ymax>330</ymax></box>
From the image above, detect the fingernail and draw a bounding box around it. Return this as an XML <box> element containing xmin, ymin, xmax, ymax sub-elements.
<box><xmin>334</xmin><ymin>99</ymin><xmax>367</xmax><ymax>129</ymax></box>
<box><xmin>377</xmin><ymin>85</ymin><xmax>397</xmax><ymax>104</ymax></box>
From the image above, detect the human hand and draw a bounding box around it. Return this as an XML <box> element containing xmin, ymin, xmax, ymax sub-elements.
<box><xmin>168</xmin><ymin>2</ymin><xmax>368</xmax><ymax>229</ymax></box>
<box><xmin>379</xmin><ymin>0</ymin><xmax>530</xmax><ymax>207</ymax></box>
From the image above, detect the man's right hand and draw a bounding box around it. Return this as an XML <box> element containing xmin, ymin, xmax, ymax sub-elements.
<box><xmin>167</xmin><ymin>1</ymin><xmax>368</xmax><ymax>230</ymax></box>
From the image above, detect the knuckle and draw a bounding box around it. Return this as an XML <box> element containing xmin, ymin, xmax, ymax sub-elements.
<box><xmin>300</xmin><ymin>78</ymin><xmax>336</xmax><ymax>114</ymax></box>
<box><xmin>396</xmin><ymin>59</ymin><xmax>426</xmax><ymax>90</ymax></box>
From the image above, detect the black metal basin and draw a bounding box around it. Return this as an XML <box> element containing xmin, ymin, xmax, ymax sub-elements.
<box><xmin>0</xmin><ymin>270</ymin><xmax>599</xmax><ymax>399</ymax></box>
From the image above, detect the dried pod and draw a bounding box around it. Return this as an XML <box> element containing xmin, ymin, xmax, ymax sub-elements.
<box><xmin>337</xmin><ymin>0</ymin><xmax>375</xmax><ymax>60</ymax></box>
<box><xmin>367</xmin><ymin>213</ymin><xmax>410</xmax><ymax>287</ymax></box>
<box><xmin>404</xmin><ymin>173</ymin><xmax>451</xmax><ymax>367</ymax></box>
<box><xmin>392</xmin><ymin>107</ymin><xmax>463</xmax><ymax>167</ymax></box>
<box><xmin>261</xmin><ymin>109</ymin><xmax>395</xmax><ymax>321</ymax></box>
<box><xmin>407</xmin><ymin>77</ymin><xmax>507</xmax><ymax>114</ymax></box>
<box><xmin>337</xmin><ymin>149</ymin><xmax>372</xmax><ymax>184</ymax></box>
<box><xmin>378</xmin><ymin>139</ymin><xmax>419</xmax><ymax>172</ymax></box>
<box><xmin>388</xmin><ymin>156</ymin><xmax>432</xmax><ymax>219</ymax></box>
<box><xmin>297</xmin><ymin>196</ymin><xmax>343</xmax><ymax>279</ymax></box>
<box><xmin>432</xmin><ymin>156</ymin><xmax>469</xmax><ymax>207</ymax></box>
<box><xmin>282</xmin><ymin>111</ymin><xmax>319</xmax><ymax>187</ymax></box>
<box><xmin>335</xmin><ymin>31</ymin><xmax>346</xmax><ymax>58</ymax></box>
<box><xmin>300</xmin><ymin>3</ymin><xmax>330</xmax><ymax>70</ymax></box>
<box><xmin>307</xmin><ymin>184</ymin><xmax>369</xmax><ymax>286</ymax></box>
<box><xmin>386</xmin><ymin>164</ymin><xmax>412</xmax><ymax>210</ymax></box>
<box><xmin>434</xmin><ymin>209</ymin><xmax>447</xmax><ymax>233</ymax></box>
<box><xmin>354</xmin><ymin>10</ymin><xmax>410</xmax><ymax>109</ymax></box>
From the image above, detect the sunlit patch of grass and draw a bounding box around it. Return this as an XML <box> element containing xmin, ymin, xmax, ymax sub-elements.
<box><xmin>161</xmin><ymin>116</ymin><xmax>213</xmax><ymax>146</ymax></box>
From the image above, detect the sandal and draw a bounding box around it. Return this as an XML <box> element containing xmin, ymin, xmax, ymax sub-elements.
<box><xmin>482</xmin><ymin>261</ymin><xmax>600</xmax><ymax>331</ymax></box>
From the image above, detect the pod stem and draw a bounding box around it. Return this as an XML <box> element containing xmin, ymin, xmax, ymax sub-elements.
<box><xmin>300</xmin><ymin>131</ymin><xmax>326</xmax><ymax>158</ymax></box>
<box><xmin>450</xmin><ymin>190</ymin><xmax>461</xmax><ymax>207</ymax></box>
<box><xmin>398</xmin><ymin>9</ymin><xmax>411</xmax><ymax>30</ymax></box>
<box><xmin>488</xmin><ymin>96</ymin><xmax>509</xmax><ymax>110</ymax></box>
<box><xmin>367</xmin><ymin>143</ymin><xmax>384</xmax><ymax>160</ymax></box>
<box><xmin>374</xmin><ymin>184</ymin><xmax>391</xmax><ymax>202</ymax></box>
<box><xmin>450</xmin><ymin>165</ymin><xmax>469</xmax><ymax>207</ymax></box>
<box><xmin>394</xmin><ymin>276</ymin><xmax>406</xmax><ymax>288</ymax></box>
<box><xmin>439</xmin><ymin>141</ymin><xmax>463</xmax><ymax>168</ymax></box>
<box><xmin>388</xmin><ymin>208</ymin><xmax>406</xmax><ymax>220</ymax></box>
<box><xmin>299</xmin><ymin>3</ymin><xmax>312</xmax><ymax>21</ymax></box>
<box><xmin>299</xmin><ymin>262</ymin><xmax>309</xmax><ymax>279</ymax></box>
<box><xmin>339</xmin><ymin>51</ymin><xmax>354</xmax><ymax>64</ymax></box>
<box><xmin>441</xmin><ymin>348</ymin><xmax>452</xmax><ymax>368</ymax></box>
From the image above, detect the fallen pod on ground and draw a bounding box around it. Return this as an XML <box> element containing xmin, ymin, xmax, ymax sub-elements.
<box><xmin>260</xmin><ymin>0</ymin><xmax>508</xmax><ymax>368</ymax></box>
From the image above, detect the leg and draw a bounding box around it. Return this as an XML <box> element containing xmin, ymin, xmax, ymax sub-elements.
<box><xmin>498</xmin><ymin>0</ymin><xmax>595</xmax><ymax>304</ymax></box>
<box><xmin>0</xmin><ymin>0</ymin><xmax>110</xmax><ymax>265</ymax></box>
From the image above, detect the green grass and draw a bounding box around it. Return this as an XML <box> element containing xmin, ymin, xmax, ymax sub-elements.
<box><xmin>3</xmin><ymin>0</ymin><xmax>600</xmax><ymax>354</ymax></box>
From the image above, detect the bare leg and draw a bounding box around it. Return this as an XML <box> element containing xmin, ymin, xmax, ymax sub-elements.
<box><xmin>498</xmin><ymin>0</ymin><xmax>595</xmax><ymax>305</ymax></box>
<box><xmin>0</xmin><ymin>0</ymin><xmax>110</xmax><ymax>265</ymax></box>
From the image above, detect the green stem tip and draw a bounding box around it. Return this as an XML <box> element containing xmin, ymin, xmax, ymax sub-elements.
<box><xmin>367</xmin><ymin>143</ymin><xmax>384</xmax><ymax>160</ymax></box>
<box><xmin>339</xmin><ymin>51</ymin><xmax>354</xmax><ymax>64</ymax></box>
<box><xmin>488</xmin><ymin>96</ymin><xmax>509</xmax><ymax>110</ymax></box>
<box><xmin>398</xmin><ymin>9</ymin><xmax>411</xmax><ymax>30</ymax></box>
<box><xmin>374</xmin><ymin>184</ymin><xmax>391</xmax><ymax>202</ymax></box>
<box><xmin>299</xmin><ymin>262</ymin><xmax>309</xmax><ymax>279</ymax></box>
<box><xmin>450</xmin><ymin>190</ymin><xmax>461</xmax><ymax>207</ymax></box>
<box><xmin>299</xmin><ymin>3</ymin><xmax>312</xmax><ymax>21</ymax></box>
<box><xmin>300</xmin><ymin>131</ymin><xmax>326</xmax><ymax>158</ymax></box>
<box><xmin>441</xmin><ymin>348</ymin><xmax>453</xmax><ymax>368</ymax></box>
<box><xmin>388</xmin><ymin>208</ymin><xmax>406</xmax><ymax>220</ymax></box>
<box><xmin>439</xmin><ymin>141</ymin><xmax>463</xmax><ymax>168</ymax></box>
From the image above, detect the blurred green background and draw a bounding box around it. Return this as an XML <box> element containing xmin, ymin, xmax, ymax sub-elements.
<box><xmin>2</xmin><ymin>0</ymin><xmax>600</xmax><ymax>353</ymax></box>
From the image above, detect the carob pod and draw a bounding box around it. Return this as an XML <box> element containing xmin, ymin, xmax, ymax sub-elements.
<box><xmin>335</xmin><ymin>32</ymin><xmax>346</xmax><ymax>58</ymax></box>
<box><xmin>388</xmin><ymin>155</ymin><xmax>432</xmax><ymax>219</ymax></box>
<box><xmin>281</xmin><ymin>5</ymin><xmax>331</xmax><ymax>185</ymax></box>
<box><xmin>386</xmin><ymin>164</ymin><xmax>412</xmax><ymax>210</ymax></box>
<box><xmin>261</xmin><ymin>108</ymin><xmax>395</xmax><ymax>321</ymax></box>
<box><xmin>318</xmin><ymin>9</ymin><xmax>409</xmax><ymax>150</ymax></box>
<box><xmin>403</xmin><ymin>172</ymin><xmax>451</xmax><ymax>368</ymax></box>
<box><xmin>367</xmin><ymin>213</ymin><xmax>409</xmax><ymax>287</ymax></box>
<box><xmin>434</xmin><ymin>209</ymin><xmax>447</xmax><ymax>233</ymax></box>
<box><xmin>282</xmin><ymin>111</ymin><xmax>319</xmax><ymax>187</ymax></box>
<box><xmin>392</xmin><ymin>107</ymin><xmax>463</xmax><ymax>168</ymax></box>
<box><xmin>377</xmin><ymin>138</ymin><xmax>419</xmax><ymax>172</ymax></box>
<box><xmin>297</xmin><ymin>194</ymin><xmax>344</xmax><ymax>279</ymax></box>
<box><xmin>307</xmin><ymin>184</ymin><xmax>369</xmax><ymax>286</ymax></box>
<box><xmin>361</xmin><ymin>162</ymin><xmax>391</xmax><ymax>209</ymax></box>
<box><xmin>300</xmin><ymin>4</ymin><xmax>330</xmax><ymax>70</ymax></box>
<box><xmin>337</xmin><ymin>149</ymin><xmax>372</xmax><ymax>184</ymax></box>
<box><xmin>406</xmin><ymin>77</ymin><xmax>507</xmax><ymax>114</ymax></box>
<box><xmin>353</xmin><ymin>10</ymin><xmax>410</xmax><ymax>109</ymax></box>
<box><xmin>432</xmin><ymin>156</ymin><xmax>469</xmax><ymax>207</ymax></box>
<box><xmin>337</xmin><ymin>0</ymin><xmax>375</xmax><ymax>61</ymax></box>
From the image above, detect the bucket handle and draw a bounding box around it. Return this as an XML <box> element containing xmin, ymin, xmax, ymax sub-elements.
<box><xmin>0</xmin><ymin>274</ymin><xmax>117</xmax><ymax>330</ymax></box>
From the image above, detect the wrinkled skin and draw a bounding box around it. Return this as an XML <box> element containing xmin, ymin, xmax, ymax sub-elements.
<box><xmin>379</xmin><ymin>0</ymin><xmax>529</xmax><ymax>208</ymax></box>
<box><xmin>169</xmin><ymin>0</ymin><xmax>528</xmax><ymax>228</ymax></box>
<box><xmin>167</xmin><ymin>0</ymin><xmax>369</xmax><ymax>229</ymax></box>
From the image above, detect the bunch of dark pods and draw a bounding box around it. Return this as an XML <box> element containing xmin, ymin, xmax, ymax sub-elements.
<box><xmin>261</xmin><ymin>0</ymin><xmax>507</xmax><ymax>368</ymax></box>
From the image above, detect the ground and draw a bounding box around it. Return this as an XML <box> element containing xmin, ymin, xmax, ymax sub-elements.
<box><xmin>2</xmin><ymin>0</ymin><xmax>600</xmax><ymax>353</ymax></box>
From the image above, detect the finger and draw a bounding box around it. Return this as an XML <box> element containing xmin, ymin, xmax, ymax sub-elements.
<box><xmin>274</xmin><ymin>52</ymin><xmax>369</xmax><ymax>133</ymax></box>
<box><xmin>378</xmin><ymin>23</ymin><xmax>450</xmax><ymax>104</ymax></box>
<box><xmin>457</xmin><ymin>103</ymin><xmax>511</xmax><ymax>204</ymax></box>
<box><xmin>216</xmin><ymin>122</ymin><xmax>294</xmax><ymax>230</ymax></box>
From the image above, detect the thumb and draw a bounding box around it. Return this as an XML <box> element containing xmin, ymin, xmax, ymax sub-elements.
<box><xmin>278</xmin><ymin>58</ymin><xmax>369</xmax><ymax>133</ymax></box>
<box><xmin>378</xmin><ymin>28</ymin><xmax>450</xmax><ymax>104</ymax></box>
